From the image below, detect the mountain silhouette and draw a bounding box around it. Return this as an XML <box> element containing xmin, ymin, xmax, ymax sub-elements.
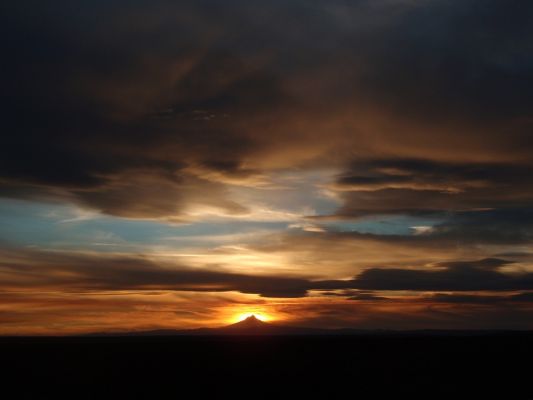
<box><xmin>89</xmin><ymin>315</ymin><xmax>511</xmax><ymax>337</ymax></box>
<box><xmin>87</xmin><ymin>316</ymin><xmax>509</xmax><ymax>337</ymax></box>
<box><xmin>224</xmin><ymin>315</ymin><xmax>269</xmax><ymax>330</ymax></box>
<box><xmin>87</xmin><ymin>314</ymin><xmax>335</xmax><ymax>336</ymax></box>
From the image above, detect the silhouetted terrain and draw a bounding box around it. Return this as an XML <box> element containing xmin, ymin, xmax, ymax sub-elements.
<box><xmin>87</xmin><ymin>315</ymin><xmax>533</xmax><ymax>337</ymax></box>
<box><xmin>88</xmin><ymin>315</ymin><xmax>335</xmax><ymax>336</ymax></box>
<box><xmin>2</xmin><ymin>331</ymin><xmax>533</xmax><ymax>399</ymax></box>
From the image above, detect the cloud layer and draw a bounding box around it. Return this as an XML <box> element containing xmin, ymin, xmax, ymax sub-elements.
<box><xmin>2</xmin><ymin>0</ymin><xmax>533</xmax><ymax>220</ymax></box>
<box><xmin>1</xmin><ymin>0</ymin><xmax>533</xmax><ymax>331</ymax></box>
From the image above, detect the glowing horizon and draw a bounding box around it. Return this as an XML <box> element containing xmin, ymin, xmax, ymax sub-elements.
<box><xmin>233</xmin><ymin>313</ymin><xmax>270</xmax><ymax>323</ymax></box>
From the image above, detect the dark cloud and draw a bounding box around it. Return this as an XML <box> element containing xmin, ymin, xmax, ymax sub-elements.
<box><xmin>2</xmin><ymin>0</ymin><xmax>533</xmax><ymax>220</ymax></box>
<box><xmin>427</xmin><ymin>292</ymin><xmax>533</xmax><ymax>305</ymax></box>
<box><xmin>333</xmin><ymin>158</ymin><xmax>533</xmax><ymax>217</ymax></box>
<box><xmin>1</xmin><ymin>1</ymin><xmax>289</xmax><ymax>219</ymax></box>
<box><xmin>326</xmin><ymin>158</ymin><xmax>533</xmax><ymax>247</ymax></box>
<box><xmin>71</xmin><ymin>172</ymin><xmax>249</xmax><ymax>221</ymax></box>
<box><xmin>359</xmin><ymin>0</ymin><xmax>533</xmax><ymax>121</ymax></box>
<box><xmin>316</xmin><ymin>258</ymin><xmax>533</xmax><ymax>292</ymax></box>
<box><xmin>325</xmin><ymin>290</ymin><xmax>533</xmax><ymax>305</ymax></box>
<box><xmin>346</xmin><ymin>292</ymin><xmax>389</xmax><ymax>301</ymax></box>
<box><xmin>318</xmin><ymin>290</ymin><xmax>388</xmax><ymax>301</ymax></box>
<box><xmin>0</xmin><ymin>248</ymin><xmax>310</xmax><ymax>298</ymax></box>
<box><xmin>429</xmin><ymin>208</ymin><xmax>533</xmax><ymax>244</ymax></box>
<box><xmin>336</xmin><ymin>158</ymin><xmax>533</xmax><ymax>194</ymax></box>
<box><xmin>3</xmin><ymin>248</ymin><xmax>533</xmax><ymax>298</ymax></box>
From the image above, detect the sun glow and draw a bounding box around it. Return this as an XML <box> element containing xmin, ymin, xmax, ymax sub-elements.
<box><xmin>233</xmin><ymin>312</ymin><xmax>271</xmax><ymax>323</ymax></box>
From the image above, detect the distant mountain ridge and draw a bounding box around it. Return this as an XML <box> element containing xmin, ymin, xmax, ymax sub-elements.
<box><xmin>88</xmin><ymin>315</ymin><xmax>333</xmax><ymax>336</ymax></box>
<box><xmin>85</xmin><ymin>315</ymin><xmax>533</xmax><ymax>337</ymax></box>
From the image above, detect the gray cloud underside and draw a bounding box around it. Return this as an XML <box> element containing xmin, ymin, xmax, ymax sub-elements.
<box><xmin>333</xmin><ymin>159</ymin><xmax>533</xmax><ymax>217</ymax></box>
<box><xmin>2</xmin><ymin>250</ymin><xmax>533</xmax><ymax>299</ymax></box>
<box><xmin>314</xmin><ymin>258</ymin><xmax>533</xmax><ymax>292</ymax></box>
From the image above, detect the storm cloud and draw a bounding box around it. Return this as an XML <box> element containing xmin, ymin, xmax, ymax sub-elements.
<box><xmin>2</xmin><ymin>0</ymin><xmax>533</xmax><ymax>220</ymax></box>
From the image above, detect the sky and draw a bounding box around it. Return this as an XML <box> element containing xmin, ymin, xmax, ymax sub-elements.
<box><xmin>1</xmin><ymin>0</ymin><xmax>533</xmax><ymax>334</ymax></box>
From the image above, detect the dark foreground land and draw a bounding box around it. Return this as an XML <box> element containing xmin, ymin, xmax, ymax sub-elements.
<box><xmin>2</xmin><ymin>333</ymin><xmax>533</xmax><ymax>399</ymax></box>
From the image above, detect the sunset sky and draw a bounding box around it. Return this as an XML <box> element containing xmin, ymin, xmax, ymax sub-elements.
<box><xmin>2</xmin><ymin>0</ymin><xmax>533</xmax><ymax>334</ymax></box>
